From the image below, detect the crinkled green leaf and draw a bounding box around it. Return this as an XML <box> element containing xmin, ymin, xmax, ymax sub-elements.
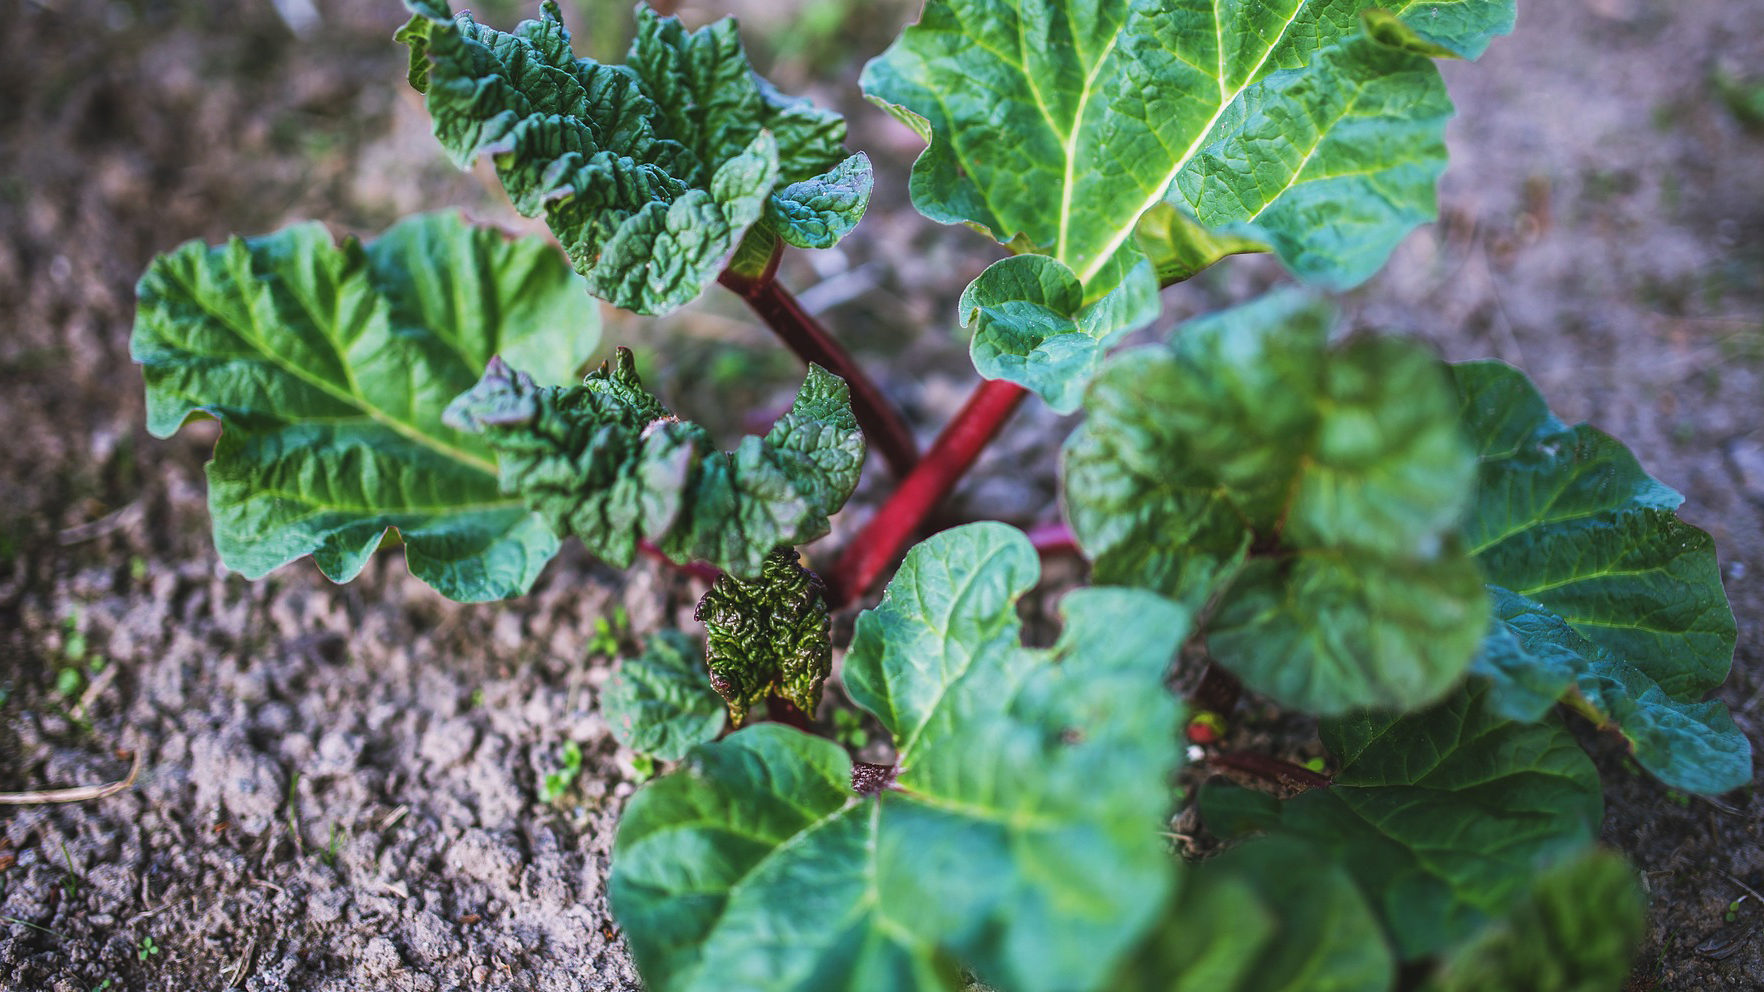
<box><xmin>1115</xmin><ymin>836</ymin><xmax>1394</xmax><ymax>992</ymax></box>
<box><xmin>960</xmin><ymin>254</ymin><xmax>1159</xmax><ymax>414</ymax></box>
<box><xmin>1206</xmin><ymin>683</ymin><xmax>1604</xmax><ymax>960</ymax></box>
<box><xmin>1475</xmin><ymin>587</ymin><xmax>1751</xmax><ymax>795</ymax></box>
<box><xmin>399</xmin><ymin>0</ymin><xmax>869</xmax><ymax>315</ymax></box>
<box><xmin>768</xmin><ymin>152</ymin><xmax>874</xmax><ymax>250</ymax></box>
<box><xmin>694</xmin><ymin>547</ymin><xmax>830</xmax><ymax>725</ymax></box>
<box><xmin>1457</xmin><ymin>361</ymin><xmax>1735</xmax><ymax>693</ymax></box>
<box><xmin>1455</xmin><ymin>361</ymin><xmax>1749</xmax><ymax>793</ymax></box>
<box><xmin>602</xmin><ymin>628</ymin><xmax>725</xmax><ymax>762</ymax></box>
<box><xmin>1422</xmin><ymin>849</ymin><xmax>1644</xmax><ymax>992</ymax></box>
<box><xmin>864</xmin><ymin>0</ymin><xmax>1512</xmax><ymax>399</ymax></box>
<box><xmin>611</xmin><ymin>523</ymin><xmax>1191</xmax><ymax>992</ymax></box>
<box><xmin>1063</xmin><ymin>291</ymin><xmax>1486</xmax><ymax>713</ymax></box>
<box><xmin>445</xmin><ymin>349</ymin><xmax>863</xmax><ymax>579</ymax></box>
<box><xmin>132</xmin><ymin>211</ymin><xmax>597</xmax><ymax>602</ymax></box>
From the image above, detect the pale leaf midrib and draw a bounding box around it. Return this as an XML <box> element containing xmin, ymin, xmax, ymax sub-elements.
<box><xmin>177</xmin><ymin>260</ymin><xmax>501</xmax><ymax>479</ymax></box>
<box><xmin>1073</xmin><ymin>0</ymin><xmax>1310</xmax><ymax>286</ymax></box>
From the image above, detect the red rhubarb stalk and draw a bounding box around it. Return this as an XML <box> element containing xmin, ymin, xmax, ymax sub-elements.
<box><xmin>1210</xmin><ymin>752</ymin><xmax>1332</xmax><ymax>792</ymax></box>
<box><xmin>828</xmin><ymin>378</ymin><xmax>1028</xmax><ymax>606</ymax></box>
<box><xmin>637</xmin><ymin>539</ymin><xmax>721</xmax><ymax>584</ymax></box>
<box><xmin>718</xmin><ymin>262</ymin><xmax>919</xmax><ymax>479</ymax></box>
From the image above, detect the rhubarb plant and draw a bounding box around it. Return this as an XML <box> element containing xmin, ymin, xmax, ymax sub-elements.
<box><xmin>130</xmin><ymin>0</ymin><xmax>1751</xmax><ymax>989</ymax></box>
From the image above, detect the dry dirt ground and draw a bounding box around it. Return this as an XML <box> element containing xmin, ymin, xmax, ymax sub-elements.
<box><xmin>0</xmin><ymin>0</ymin><xmax>1760</xmax><ymax>990</ymax></box>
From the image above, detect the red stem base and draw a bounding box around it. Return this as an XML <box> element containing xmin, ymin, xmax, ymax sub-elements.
<box><xmin>828</xmin><ymin>378</ymin><xmax>1028</xmax><ymax>607</ymax></box>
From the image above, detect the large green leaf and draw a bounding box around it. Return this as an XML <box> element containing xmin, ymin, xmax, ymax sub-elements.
<box><xmin>1454</xmin><ymin>361</ymin><xmax>1749</xmax><ymax>794</ymax></box>
<box><xmin>865</xmin><ymin>0</ymin><xmax>1513</xmax><ymax>404</ymax></box>
<box><xmin>132</xmin><ymin>211</ymin><xmax>596</xmax><ymax>602</ymax></box>
<box><xmin>611</xmin><ymin>523</ymin><xmax>1191</xmax><ymax>992</ymax></box>
<box><xmin>1115</xmin><ymin>836</ymin><xmax>1394</xmax><ymax>992</ymax></box>
<box><xmin>444</xmin><ymin>349</ymin><xmax>863</xmax><ymax>579</ymax></box>
<box><xmin>1063</xmin><ymin>291</ymin><xmax>1486</xmax><ymax>714</ymax></box>
<box><xmin>1422</xmin><ymin>849</ymin><xmax>1644</xmax><ymax>992</ymax></box>
<box><xmin>602</xmin><ymin>629</ymin><xmax>725</xmax><ymax>762</ymax></box>
<box><xmin>398</xmin><ymin>0</ymin><xmax>871</xmax><ymax>316</ymax></box>
<box><xmin>1203</xmin><ymin>683</ymin><xmax>1605</xmax><ymax>960</ymax></box>
<box><xmin>1475</xmin><ymin>588</ymin><xmax>1750</xmax><ymax>795</ymax></box>
<box><xmin>694</xmin><ymin>547</ymin><xmax>831</xmax><ymax>725</ymax></box>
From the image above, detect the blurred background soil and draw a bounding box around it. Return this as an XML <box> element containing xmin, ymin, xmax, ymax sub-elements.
<box><xmin>0</xmin><ymin>0</ymin><xmax>1759</xmax><ymax>989</ymax></box>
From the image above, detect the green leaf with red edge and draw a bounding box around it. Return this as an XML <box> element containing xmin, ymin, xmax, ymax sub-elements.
<box><xmin>610</xmin><ymin>523</ymin><xmax>1191</xmax><ymax>992</ymax></box>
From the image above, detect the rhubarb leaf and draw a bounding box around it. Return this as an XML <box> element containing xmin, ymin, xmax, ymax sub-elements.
<box><xmin>1063</xmin><ymin>292</ymin><xmax>1486</xmax><ymax>714</ymax></box>
<box><xmin>445</xmin><ymin>350</ymin><xmax>863</xmax><ymax>579</ymax></box>
<box><xmin>1204</xmin><ymin>684</ymin><xmax>1604</xmax><ymax>959</ymax></box>
<box><xmin>400</xmin><ymin>0</ymin><xmax>869</xmax><ymax>315</ymax></box>
<box><xmin>611</xmin><ymin>523</ymin><xmax>1191</xmax><ymax>992</ymax></box>
<box><xmin>695</xmin><ymin>548</ymin><xmax>831</xmax><ymax>726</ymax></box>
<box><xmin>132</xmin><ymin>211</ymin><xmax>596</xmax><ymax>602</ymax></box>
<box><xmin>1421</xmin><ymin>849</ymin><xmax>1644</xmax><ymax>992</ymax></box>
<box><xmin>1455</xmin><ymin>361</ymin><xmax>1749</xmax><ymax>794</ymax></box>
<box><xmin>960</xmin><ymin>254</ymin><xmax>1159</xmax><ymax>414</ymax></box>
<box><xmin>603</xmin><ymin>629</ymin><xmax>725</xmax><ymax>762</ymax></box>
<box><xmin>865</xmin><ymin>0</ymin><xmax>1513</xmax><ymax>402</ymax></box>
<box><xmin>1115</xmin><ymin>836</ymin><xmax>1394</xmax><ymax>992</ymax></box>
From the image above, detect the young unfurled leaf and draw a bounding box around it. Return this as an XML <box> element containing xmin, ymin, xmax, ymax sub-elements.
<box><xmin>960</xmin><ymin>252</ymin><xmax>1159</xmax><ymax>415</ymax></box>
<box><xmin>1202</xmin><ymin>682</ymin><xmax>1604</xmax><ymax>960</ymax></box>
<box><xmin>1454</xmin><ymin>361</ymin><xmax>1749</xmax><ymax>794</ymax></box>
<box><xmin>695</xmin><ymin>547</ymin><xmax>831</xmax><ymax>725</ymax></box>
<box><xmin>1063</xmin><ymin>291</ymin><xmax>1487</xmax><ymax>714</ymax></box>
<box><xmin>602</xmin><ymin>629</ymin><xmax>726</xmax><ymax>762</ymax></box>
<box><xmin>132</xmin><ymin>211</ymin><xmax>597</xmax><ymax>602</ymax></box>
<box><xmin>445</xmin><ymin>349</ymin><xmax>863</xmax><ymax>579</ymax></box>
<box><xmin>1422</xmin><ymin>850</ymin><xmax>1644</xmax><ymax>992</ymax></box>
<box><xmin>399</xmin><ymin>0</ymin><xmax>871</xmax><ymax>315</ymax></box>
<box><xmin>865</xmin><ymin>0</ymin><xmax>1513</xmax><ymax>405</ymax></box>
<box><xmin>611</xmin><ymin>523</ymin><xmax>1191</xmax><ymax>992</ymax></box>
<box><xmin>1114</xmin><ymin>836</ymin><xmax>1394</xmax><ymax>992</ymax></box>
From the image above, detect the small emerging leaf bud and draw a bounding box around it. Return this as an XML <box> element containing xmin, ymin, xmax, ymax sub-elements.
<box><xmin>695</xmin><ymin>547</ymin><xmax>832</xmax><ymax>726</ymax></box>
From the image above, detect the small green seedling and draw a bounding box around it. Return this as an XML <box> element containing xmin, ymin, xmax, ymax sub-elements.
<box><xmin>626</xmin><ymin>753</ymin><xmax>658</xmax><ymax>783</ymax></box>
<box><xmin>319</xmin><ymin>823</ymin><xmax>347</xmax><ymax>868</ymax></box>
<box><xmin>54</xmin><ymin>667</ymin><xmax>81</xmax><ymax>698</ymax></box>
<box><xmin>59</xmin><ymin>843</ymin><xmax>82</xmax><ymax>900</ymax></box>
<box><xmin>137</xmin><ymin>936</ymin><xmax>160</xmax><ymax>962</ymax></box>
<box><xmin>588</xmin><ymin>607</ymin><xmax>631</xmax><ymax>658</ymax></box>
<box><xmin>539</xmin><ymin>741</ymin><xmax>583</xmax><ymax>803</ymax></box>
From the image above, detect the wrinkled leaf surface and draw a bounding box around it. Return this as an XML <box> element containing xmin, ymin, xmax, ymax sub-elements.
<box><xmin>1063</xmin><ymin>291</ymin><xmax>1486</xmax><ymax>713</ymax></box>
<box><xmin>445</xmin><ymin>349</ymin><xmax>863</xmax><ymax>578</ymax></box>
<box><xmin>612</xmin><ymin>523</ymin><xmax>1190</xmax><ymax>992</ymax></box>
<box><xmin>132</xmin><ymin>211</ymin><xmax>596</xmax><ymax>601</ymax></box>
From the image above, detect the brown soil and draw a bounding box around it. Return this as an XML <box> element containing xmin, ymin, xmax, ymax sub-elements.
<box><xmin>0</xmin><ymin>0</ymin><xmax>1758</xmax><ymax>990</ymax></box>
